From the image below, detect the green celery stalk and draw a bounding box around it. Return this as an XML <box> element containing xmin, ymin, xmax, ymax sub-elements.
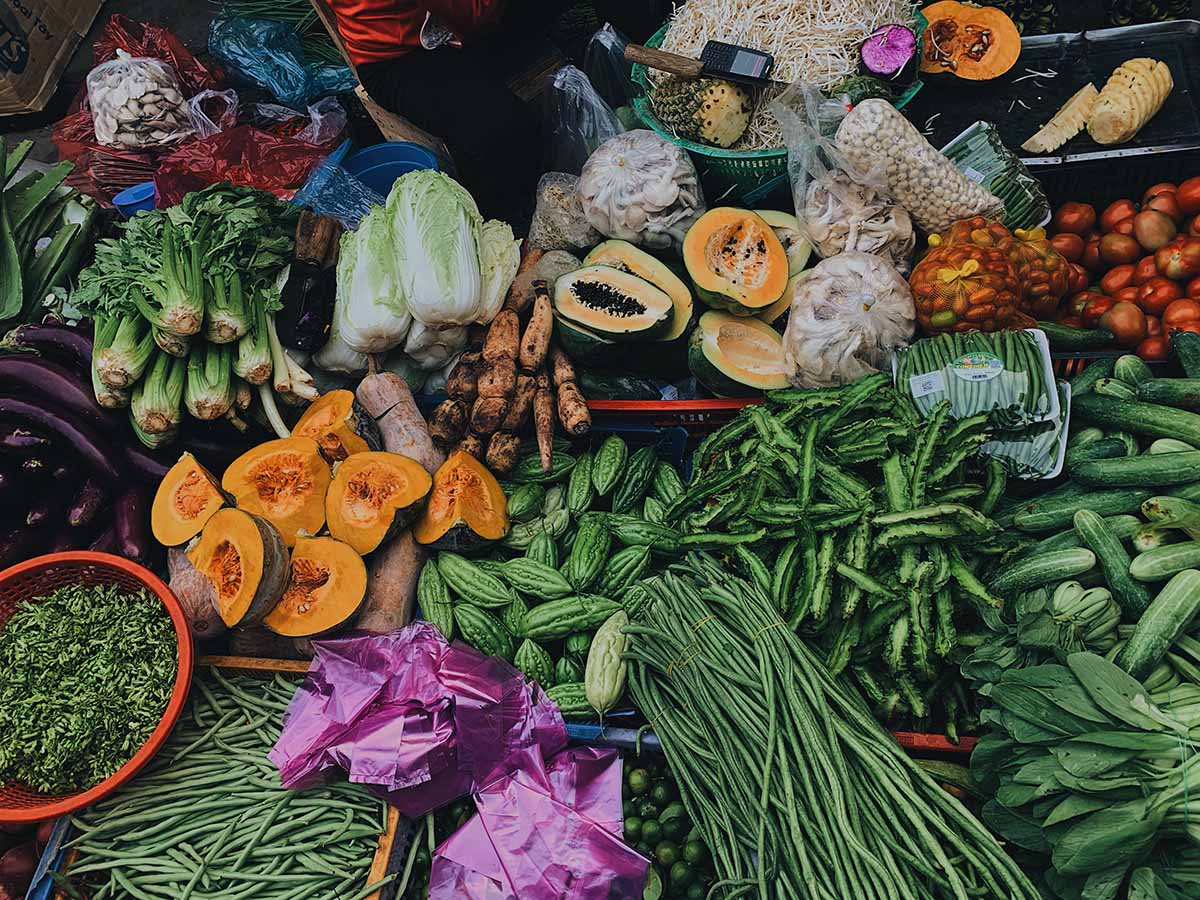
<box><xmin>0</xmin><ymin>139</ymin><xmax>23</xmax><ymax>322</ymax></box>
<box><xmin>184</xmin><ymin>341</ymin><xmax>235</xmax><ymax>421</ymax></box>
<box><xmin>152</xmin><ymin>326</ymin><xmax>191</xmax><ymax>359</ymax></box>
<box><xmin>145</xmin><ymin>218</ymin><xmax>204</xmax><ymax>336</ymax></box>
<box><xmin>131</xmin><ymin>350</ymin><xmax>187</xmax><ymax>435</ymax></box>
<box><xmin>91</xmin><ymin>351</ymin><xmax>130</xmax><ymax>409</ymax></box>
<box><xmin>203</xmin><ymin>270</ymin><xmax>249</xmax><ymax>344</ymax></box>
<box><xmin>96</xmin><ymin>312</ymin><xmax>155</xmax><ymax>388</ymax></box>
<box><xmin>235</xmin><ymin>301</ymin><xmax>273</xmax><ymax>385</ymax></box>
<box><xmin>128</xmin><ymin>410</ymin><xmax>177</xmax><ymax>449</ymax></box>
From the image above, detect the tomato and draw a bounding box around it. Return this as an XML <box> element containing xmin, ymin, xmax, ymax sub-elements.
<box><xmin>1143</xmin><ymin>182</ymin><xmax>1178</xmax><ymax>203</ymax></box>
<box><xmin>1050</xmin><ymin>232</ymin><xmax>1085</xmax><ymax>263</ymax></box>
<box><xmin>1052</xmin><ymin>202</ymin><xmax>1097</xmax><ymax>235</ymax></box>
<box><xmin>1147</xmin><ymin>316</ymin><xmax>1163</xmax><ymax>336</ymax></box>
<box><xmin>1134</xmin><ymin>256</ymin><xmax>1160</xmax><ymax>284</ymax></box>
<box><xmin>1067</xmin><ymin>262</ymin><xmax>1089</xmax><ymax>294</ymax></box>
<box><xmin>1099</xmin><ymin>301</ymin><xmax>1149</xmax><ymax>348</ymax></box>
<box><xmin>1189</xmin><ymin>214</ymin><xmax>1200</xmax><ymax>237</ymax></box>
<box><xmin>1100</xmin><ymin>264</ymin><xmax>1136</xmax><ymax>294</ymax></box>
<box><xmin>1162</xmin><ymin>297</ymin><xmax>1200</xmax><ymax>328</ymax></box>
<box><xmin>1133</xmin><ymin>209</ymin><xmax>1178</xmax><ymax>251</ymax></box>
<box><xmin>1178</xmin><ymin>176</ymin><xmax>1200</xmax><ymax>215</ymax></box>
<box><xmin>1137</xmin><ymin>335</ymin><xmax>1169</xmax><ymax>361</ymax></box>
<box><xmin>1174</xmin><ymin>322</ymin><xmax>1200</xmax><ymax>336</ymax></box>
<box><xmin>1156</xmin><ymin>238</ymin><xmax>1200</xmax><ymax>281</ymax></box>
<box><xmin>1100</xmin><ymin>233</ymin><xmax>1142</xmax><ymax>266</ymax></box>
<box><xmin>1146</xmin><ymin>191</ymin><xmax>1185</xmax><ymax>224</ymax></box>
<box><xmin>1081</xmin><ymin>233</ymin><xmax>1104</xmax><ymax>271</ymax></box>
<box><xmin>1082</xmin><ymin>295</ymin><xmax>1117</xmax><ymax>328</ymax></box>
<box><xmin>1113</xmin><ymin>285</ymin><xmax>1140</xmax><ymax>304</ymax></box>
<box><xmin>1111</xmin><ymin>216</ymin><xmax>1136</xmax><ymax>236</ymax></box>
<box><xmin>1068</xmin><ymin>290</ymin><xmax>1104</xmax><ymax>317</ymax></box>
<box><xmin>1137</xmin><ymin>276</ymin><xmax>1183</xmax><ymax>316</ymax></box>
<box><xmin>1101</xmin><ymin>199</ymin><xmax>1139</xmax><ymax>233</ymax></box>
<box><xmin>1058</xmin><ymin>315</ymin><xmax>1083</xmax><ymax>328</ymax></box>
<box><xmin>1188</xmin><ymin>275</ymin><xmax>1200</xmax><ymax>299</ymax></box>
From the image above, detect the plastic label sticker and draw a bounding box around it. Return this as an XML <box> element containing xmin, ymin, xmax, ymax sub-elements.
<box><xmin>963</xmin><ymin>166</ymin><xmax>986</xmax><ymax>183</ymax></box>
<box><xmin>950</xmin><ymin>352</ymin><xmax>1004</xmax><ymax>382</ymax></box>
<box><xmin>909</xmin><ymin>370</ymin><xmax>945</xmax><ymax>399</ymax></box>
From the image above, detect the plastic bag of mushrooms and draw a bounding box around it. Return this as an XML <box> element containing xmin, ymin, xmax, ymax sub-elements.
<box><xmin>87</xmin><ymin>49</ymin><xmax>194</xmax><ymax>148</ymax></box>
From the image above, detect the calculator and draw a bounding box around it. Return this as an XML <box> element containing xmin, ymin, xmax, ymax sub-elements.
<box><xmin>700</xmin><ymin>41</ymin><xmax>775</xmax><ymax>86</ymax></box>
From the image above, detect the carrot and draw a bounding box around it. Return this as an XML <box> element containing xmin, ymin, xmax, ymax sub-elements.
<box><xmin>519</xmin><ymin>282</ymin><xmax>554</xmax><ymax>371</ymax></box>
<box><xmin>534</xmin><ymin>373</ymin><xmax>555</xmax><ymax>473</ymax></box>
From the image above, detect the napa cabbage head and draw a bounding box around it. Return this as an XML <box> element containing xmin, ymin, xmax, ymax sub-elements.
<box><xmin>334</xmin><ymin>208</ymin><xmax>411</xmax><ymax>353</ymax></box>
<box><xmin>388</xmin><ymin>170</ymin><xmax>484</xmax><ymax>327</ymax></box>
<box><xmin>477</xmin><ymin>219</ymin><xmax>521</xmax><ymax>323</ymax></box>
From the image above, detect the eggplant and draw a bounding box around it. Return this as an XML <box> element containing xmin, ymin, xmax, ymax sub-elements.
<box><xmin>122</xmin><ymin>442</ymin><xmax>172</xmax><ymax>482</ymax></box>
<box><xmin>114</xmin><ymin>487</ymin><xmax>150</xmax><ymax>562</ymax></box>
<box><xmin>67</xmin><ymin>477</ymin><xmax>107</xmax><ymax>527</ymax></box>
<box><xmin>0</xmin><ymin>355</ymin><xmax>119</xmax><ymax>433</ymax></box>
<box><xmin>27</xmin><ymin>465</ymin><xmax>72</xmax><ymax>528</ymax></box>
<box><xmin>47</xmin><ymin>525</ymin><xmax>84</xmax><ymax>554</ymax></box>
<box><xmin>0</xmin><ymin>398</ymin><xmax>122</xmax><ymax>483</ymax></box>
<box><xmin>0</xmin><ymin>526</ymin><xmax>45</xmax><ymax>568</ymax></box>
<box><xmin>0</xmin><ymin>424</ymin><xmax>49</xmax><ymax>456</ymax></box>
<box><xmin>89</xmin><ymin>527</ymin><xmax>118</xmax><ymax>554</ymax></box>
<box><xmin>0</xmin><ymin>468</ymin><xmax>23</xmax><ymax>506</ymax></box>
<box><xmin>2</xmin><ymin>323</ymin><xmax>93</xmax><ymax>374</ymax></box>
<box><xmin>20</xmin><ymin>457</ymin><xmax>47</xmax><ymax>478</ymax></box>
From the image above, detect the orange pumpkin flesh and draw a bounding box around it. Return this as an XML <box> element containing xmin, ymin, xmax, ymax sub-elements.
<box><xmin>262</xmin><ymin>536</ymin><xmax>367</xmax><ymax>638</ymax></box>
<box><xmin>292</xmin><ymin>389</ymin><xmax>382</xmax><ymax>463</ymax></box>
<box><xmin>221</xmin><ymin>437</ymin><xmax>331</xmax><ymax>548</ymax></box>
<box><xmin>326</xmin><ymin>451</ymin><xmax>433</xmax><ymax>555</ymax></box>
<box><xmin>151</xmin><ymin>452</ymin><xmax>228</xmax><ymax>546</ymax></box>
<box><xmin>187</xmin><ymin>508</ymin><xmax>288</xmax><ymax>627</ymax></box>
<box><xmin>920</xmin><ymin>1</ymin><xmax>1020</xmax><ymax>81</ymax></box>
<box><xmin>413</xmin><ymin>450</ymin><xmax>509</xmax><ymax>550</ymax></box>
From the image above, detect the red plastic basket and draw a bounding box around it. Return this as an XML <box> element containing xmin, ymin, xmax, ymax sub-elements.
<box><xmin>0</xmin><ymin>552</ymin><xmax>194</xmax><ymax>823</ymax></box>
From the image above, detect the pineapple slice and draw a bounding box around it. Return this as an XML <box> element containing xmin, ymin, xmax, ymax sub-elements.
<box><xmin>1021</xmin><ymin>83</ymin><xmax>1100</xmax><ymax>154</ymax></box>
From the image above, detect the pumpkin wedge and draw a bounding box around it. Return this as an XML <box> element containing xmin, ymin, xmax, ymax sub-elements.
<box><xmin>222</xmin><ymin>437</ymin><xmax>331</xmax><ymax>547</ymax></box>
<box><xmin>326</xmin><ymin>451</ymin><xmax>433</xmax><ymax>554</ymax></box>
<box><xmin>152</xmin><ymin>452</ymin><xmax>228</xmax><ymax>546</ymax></box>
<box><xmin>920</xmin><ymin>2</ymin><xmax>1021</xmax><ymax>81</ymax></box>
<box><xmin>262</xmin><ymin>537</ymin><xmax>367</xmax><ymax>637</ymax></box>
<box><xmin>187</xmin><ymin>508</ymin><xmax>289</xmax><ymax>627</ymax></box>
<box><xmin>414</xmin><ymin>450</ymin><xmax>509</xmax><ymax>550</ymax></box>
<box><xmin>292</xmin><ymin>389</ymin><xmax>382</xmax><ymax>463</ymax></box>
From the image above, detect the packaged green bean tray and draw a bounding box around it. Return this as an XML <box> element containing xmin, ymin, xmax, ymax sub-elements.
<box><xmin>62</xmin><ymin>669</ymin><xmax>395</xmax><ymax>900</ymax></box>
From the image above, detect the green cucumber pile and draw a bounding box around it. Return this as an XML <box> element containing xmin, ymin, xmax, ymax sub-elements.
<box><xmin>666</xmin><ymin>373</ymin><xmax>1010</xmax><ymax>735</ymax></box>
<box><xmin>418</xmin><ymin>435</ymin><xmax>688</xmax><ymax>718</ymax></box>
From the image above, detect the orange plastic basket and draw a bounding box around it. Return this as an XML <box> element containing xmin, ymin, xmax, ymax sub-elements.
<box><xmin>0</xmin><ymin>552</ymin><xmax>194</xmax><ymax>823</ymax></box>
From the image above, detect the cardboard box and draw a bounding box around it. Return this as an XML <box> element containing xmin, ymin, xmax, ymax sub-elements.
<box><xmin>0</xmin><ymin>0</ymin><xmax>103</xmax><ymax>115</ymax></box>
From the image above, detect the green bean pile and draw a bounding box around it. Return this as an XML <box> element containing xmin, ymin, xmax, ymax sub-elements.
<box><xmin>626</xmin><ymin>554</ymin><xmax>1039</xmax><ymax>900</ymax></box>
<box><xmin>64</xmin><ymin>669</ymin><xmax>393</xmax><ymax>900</ymax></box>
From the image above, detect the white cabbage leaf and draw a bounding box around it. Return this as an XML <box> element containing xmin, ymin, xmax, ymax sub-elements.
<box><xmin>334</xmin><ymin>208</ymin><xmax>411</xmax><ymax>353</ymax></box>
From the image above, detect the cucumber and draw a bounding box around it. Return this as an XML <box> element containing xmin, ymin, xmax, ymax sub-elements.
<box><xmin>1021</xmin><ymin>514</ymin><xmax>1142</xmax><ymax>558</ymax></box>
<box><xmin>1069</xmin><ymin>451</ymin><xmax>1200</xmax><ymax>487</ymax></box>
<box><xmin>1115</xmin><ymin>569</ymin><xmax>1200</xmax><ymax>680</ymax></box>
<box><xmin>1093</xmin><ymin>378</ymin><xmax>1137</xmax><ymax>401</ymax></box>
<box><xmin>1063</xmin><ymin>437</ymin><xmax>1128</xmax><ymax>472</ymax></box>
<box><xmin>1037</xmin><ymin>321</ymin><xmax>1117</xmax><ymax>351</ymax></box>
<box><xmin>988</xmin><ymin>548</ymin><xmax>1097</xmax><ymax>596</ymax></box>
<box><xmin>1137</xmin><ymin>378</ymin><xmax>1200</xmax><ymax>413</ymax></box>
<box><xmin>1067</xmin><ymin>427</ymin><xmax>1105</xmax><ymax>451</ymax></box>
<box><xmin>1130</xmin><ymin>542</ymin><xmax>1200</xmax><ymax>582</ymax></box>
<box><xmin>1107</xmin><ymin>431</ymin><xmax>1140</xmax><ymax>456</ymax></box>
<box><xmin>1172</xmin><ymin>330</ymin><xmax>1200</xmax><ymax>378</ymax></box>
<box><xmin>1070</xmin><ymin>358</ymin><xmax>1115</xmax><ymax>396</ymax></box>
<box><xmin>1012</xmin><ymin>488</ymin><xmax>1154</xmax><ymax>533</ymax></box>
<box><xmin>1074</xmin><ymin>392</ymin><xmax>1200</xmax><ymax>447</ymax></box>
<box><xmin>1149</xmin><ymin>439</ymin><xmax>1197</xmax><ymax>454</ymax></box>
<box><xmin>1072</xmin><ymin>509</ymin><xmax>1151</xmax><ymax>618</ymax></box>
<box><xmin>1113</xmin><ymin>354</ymin><xmax>1154</xmax><ymax>388</ymax></box>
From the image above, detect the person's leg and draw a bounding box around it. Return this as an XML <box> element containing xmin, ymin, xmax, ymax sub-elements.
<box><xmin>358</xmin><ymin>49</ymin><xmax>541</xmax><ymax>220</ymax></box>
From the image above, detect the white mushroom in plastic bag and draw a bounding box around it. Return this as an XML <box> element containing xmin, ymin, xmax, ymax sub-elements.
<box><xmin>783</xmin><ymin>252</ymin><xmax>916</xmax><ymax>388</ymax></box>
<box><xmin>578</xmin><ymin>130</ymin><xmax>705</xmax><ymax>251</ymax></box>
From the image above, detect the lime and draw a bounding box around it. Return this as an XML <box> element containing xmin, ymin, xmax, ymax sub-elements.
<box><xmin>636</xmin><ymin>841</ymin><xmax>654</xmax><ymax>858</ymax></box>
<box><xmin>639</xmin><ymin>800</ymin><xmax>661</xmax><ymax>820</ymax></box>
<box><xmin>686</xmin><ymin>882</ymin><xmax>706</xmax><ymax>899</ymax></box>
<box><xmin>661</xmin><ymin>818</ymin><xmax>685</xmax><ymax>842</ymax></box>
<box><xmin>629</xmin><ymin>769</ymin><xmax>652</xmax><ymax>795</ymax></box>
<box><xmin>683</xmin><ymin>840</ymin><xmax>708</xmax><ymax>865</ymax></box>
<box><xmin>651</xmin><ymin>783</ymin><xmax>672</xmax><ymax>805</ymax></box>
<box><xmin>670</xmin><ymin>861</ymin><xmax>694</xmax><ymax>888</ymax></box>
<box><xmin>641</xmin><ymin>820</ymin><xmax>663</xmax><ymax>844</ymax></box>
<box><xmin>655</xmin><ymin>841</ymin><xmax>679</xmax><ymax>867</ymax></box>
<box><xmin>624</xmin><ymin>817</ymin><xmax>642</xmax><ymax>840</ymax></box>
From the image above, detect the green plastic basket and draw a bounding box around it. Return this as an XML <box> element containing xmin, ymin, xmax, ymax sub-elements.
<box><xmin>630</xmin><ymin>15</ymin><xmax>927</xmax><ymax>203</ymax></box>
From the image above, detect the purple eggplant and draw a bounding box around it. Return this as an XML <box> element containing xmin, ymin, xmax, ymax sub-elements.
<box><xmin>3</xmin><ymin>323</ymin><xmax>94</xmax><ymax>373</ymax></box>
<box><xmin>0</xmin><ymin>398</ymin><xmax>121</xmax><ymax>483</ymax></box>
<box><xmin>0</xmin><ymin>468</ymin><xmax>23</xmax><ymax>506</ymax></box>
<box><xmin>122</xmin><ymin>442</ymin><xmax>172</xmax><ymax>482</ymax></box>
<box><xmin>20</xmin><ymin>457</ymin><xmax>47</xmax><ymax>478</ymax></box>
<box><xmin>89</xmin><ymin>527</ymin><xmax>118</xmax><ymax>554</ymax></box>
<box><xmin>0</xmin><ymin>424</ymin><xmax>49</xmax><ymax>456</ymax></box>
<box><xmin>47</xmin><ymin>526</ymin><xmax>84</xmax><ymax>554</ymax></box>
<box><xmin>0</xmin><ymin>356</ymin><xmax>119</xmax><ymax>433</ymax></box>
<box><xmin>0</xmin><ymin>526</ymin><xmax>46</xmax><ymax>568</ymax></box>
<box><xmin>114</xmin><ymin>487</ymin><xmax>150</xmax><ymax>562</ymax></box>
<box><xmin>67</xmin><ymin>478</ymin><xmax>107</xmax><ymax>527</ymax></box>
<box><xmin>27</xmin><ymin>466</ymin><xmax>72</xmax><ymax>529</ymax></box>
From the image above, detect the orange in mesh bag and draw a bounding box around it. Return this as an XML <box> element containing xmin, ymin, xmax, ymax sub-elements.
<box><xmin>909</xmin><ymin>241</ymin><xmax>1022</xmax><ymax>333</ymax></box>
<box><xmin>928</xmin><ymin>216</ymin><xmax>1069</xmax><ymax>320</ymax></box>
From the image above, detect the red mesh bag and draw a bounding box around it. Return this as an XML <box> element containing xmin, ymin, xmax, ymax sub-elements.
<box><xmin>909</xmin><ymin>241</ymin><xmax>1023</xmax><ymax>334</ymax></box>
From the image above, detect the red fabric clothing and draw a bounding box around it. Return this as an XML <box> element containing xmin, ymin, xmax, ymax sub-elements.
<box><xmin>329</xmin><ymin>0</ymin><xmax>506</xmax><ymax>66</ymax></box>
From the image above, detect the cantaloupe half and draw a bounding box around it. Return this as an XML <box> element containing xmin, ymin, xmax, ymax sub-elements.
<box><xmin>683</xmin><ymin>208</ymin><xmax>790</xmax><ymax>316</ymax></box>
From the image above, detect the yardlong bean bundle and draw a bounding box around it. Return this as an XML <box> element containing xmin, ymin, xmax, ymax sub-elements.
<box><xmin>626</xmin><ymin>554</ymin><xmax>1040</xmax><ymax>900</ymax></box>
<box><xmin>66</xmin><ymin>668</ymin><xmax>394</xmax><ymax>900</ymax></box>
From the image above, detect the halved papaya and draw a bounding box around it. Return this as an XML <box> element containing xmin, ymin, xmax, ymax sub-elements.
<box><xmin>152</xmin><ymin>452</ymin><xmax>228</xmax><ymax>546</ymax></box>
<box><xmin>292</xmin><ymin>389</ymin><xmax>382</xmax><ymax>463</ymax></box>
<box><xmin>757</xmin><ymin>272</ymin><xmax>809</xmax><ymax>326</ymax></box>
<box><xmin>554</xmin><ymin>266</ymin><xmax>674</xmax><ymax>340</ymax></box>
<box><xmin>222</xmin><ymin>437</ymin><xmax>331</xmax><ymax>547</ymax></box>
<box><xmin>688</xmin><ymin>310</ymin><xmax>790</xmax><ymax>397</ymax></box>
<box><xmin>583</xmin><ymin>241</ymin><xmax>695</xmax><ymax>343</ymax></box>
<box><xmin>262</xmin><ymin>536</ymin><xmax>367</xmax><ymax>638</ymax></box>
<box><xmin>413</xmin><ymin>450</ymin><xmax>509</xmax><ymax>550</ymax></box>
<box><xmin>683</xmin><ymin>208</ymin><xmax>790</xmax><ymax>316</ymax></box>
<box><xmin>326</xmin><ymin>451</ymin><xmax>433</xmax><ymax>554</ymax></box>
<box><xmin>187</xmin><ymin>507</ymin><xmax>289</xmax><ymax>627</ymax></box>
<box><xmin>755</xmin><ymin>211</ymin><xmax>813</xmax><ymax>277</ymax></box>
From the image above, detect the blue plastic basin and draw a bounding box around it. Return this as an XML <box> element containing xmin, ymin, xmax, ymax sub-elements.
<box><xmin>112</xmin><ymin>181</ymin><xmax>156</xmax><ymax>218</ymax></box>
<box><xmin>343</xmin><ymin>142</ymin><xmax>438</xmax><ymax>195</ymax></box>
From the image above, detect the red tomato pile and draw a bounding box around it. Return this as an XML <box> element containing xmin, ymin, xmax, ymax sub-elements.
<box><xmin>1049</xmin><ymin>176</ymin><xmax>1200</xmax><ymax>361</ymax></box>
